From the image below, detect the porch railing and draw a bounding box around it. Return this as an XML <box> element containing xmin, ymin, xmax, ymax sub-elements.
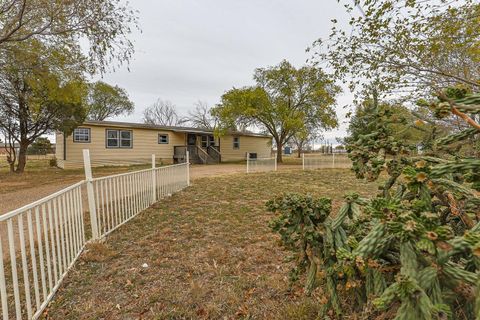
<box><xmin>207</xmin><ymin>146</ymin><xmax>221</xmax><ymax>163</ymax></box>
<box><xmin>174</xmin><ymin>146</ymin><xmax>197</xmax><ymax>163</ymax></box>
<box><xmin>174</xmin><ymin>145</ymin><xmax>220</xmax><ymax>164</ymax></box>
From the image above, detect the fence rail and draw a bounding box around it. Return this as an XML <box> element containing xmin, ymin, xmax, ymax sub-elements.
<box><xmin>246</xmin><ymin>153</ymin><xmax>277</xmax><ymax>173</ymax></box>
<box><xmin>91</xmin><ymin>162</ymin><xmax>190</xmax><ymax>238</ymax></box>
<box><xmin>302</xmin><ymin>153</ymin><xmax>352</xmax><ymax>170</ymax></box>
<box><xmin>0</xmin><ymin>150</ymin><xmax>190</xmax><ymax>319</ymax></box>
<box><xmin>0</xmin><ymin>181</ymin><xmax>86</xmax><ymax>319</ymax></box>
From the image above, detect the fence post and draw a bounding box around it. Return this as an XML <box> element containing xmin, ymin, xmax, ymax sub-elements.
<box><xmin>186</xmin><ymin>150</ymin><xmax>190</xmax><ymax>187</ymax></box>
<box><xmin>302</xmin><ymin>153</ymin><xmax>305</xmax><ymax>171</ymax></box>
<box><xmin>274</xmin><ymin>155</ymin><xmax>277</xmax><ymax>171</ymax></box>
<box><xmin>246</xmin><ymin>153</ymin><xmax>250</xmax><ymax>173</ymax></box>
<box><xmin>151</xmin><ymin>154</ymin><xmax>156</xmax><ymax>204</ymax></box>
<box><xmin>83</xmin><ymin>149</ymin><xmax>99</xmax><ymax>240</ymax></box>
<box><xmin>332</xmin><ymin>152</ymin><xmax>335</xmax><ymax>169</ymax></box>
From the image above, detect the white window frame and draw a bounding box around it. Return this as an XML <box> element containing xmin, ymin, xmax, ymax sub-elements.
<box><xmin>233</xmin><ymin>137</ymin><xmax>240</xmax><ymax>149</ymax></box>
<box><xmin>158</xmin><ymin>134</ymin><xmax>169</xmax><ymax>144</ymax></box>
<box><xmin>120</xmin><ymin>130</ymin><xmax>133</xmax><ymax>148</ymax></box>
<box><xmin>73</xmin><ymin>128</ymin><xmax>91</xmax><ymax>143</ymax></box>
<box><xmin>106</xmin><ymin>129</ymin><xmax>133</xmax><ymax>148</ymax></box>
<box><xmin>106</xmin><ymin>129</ymin><xmax>119</xmax><ymax>148</ymax></box>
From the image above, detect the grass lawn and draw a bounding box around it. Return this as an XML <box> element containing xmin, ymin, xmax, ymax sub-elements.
<box><xmin>44</xmin><ymin>169</ymin><xmax>379</xmax><ymax>319</ymax></box>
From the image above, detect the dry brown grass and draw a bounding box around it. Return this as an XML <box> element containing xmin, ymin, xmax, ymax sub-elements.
<box><xmin>0</xmin><ymin>160</ymin><xmax>151</xmax><ymax>194</ymax></box>
<box><xmin>0</xmin><ymin>160</ymin><xmax>162</xmax><ymax>214</ymax></box>
<box><xmin>41</xmin><ymin>169</ymin><xmax>378</xmax><ymax>319</ymax></box>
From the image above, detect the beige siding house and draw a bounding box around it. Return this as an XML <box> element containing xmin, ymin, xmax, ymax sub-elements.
<box><xmin>55</xmin><ymin>121</ymin><xmax>272</xmax><ymax>169</ymax></box>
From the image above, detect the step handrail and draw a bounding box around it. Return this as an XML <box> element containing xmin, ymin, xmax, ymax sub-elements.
<box><xmin>207</xmin><ymin>146</ymin><xmax>221</xmax><ymax>163</ymax></box>
<box><xmin>196</xmin><ymin>146</ymin><xmax>209</xmax><ymax>164</ymax></box>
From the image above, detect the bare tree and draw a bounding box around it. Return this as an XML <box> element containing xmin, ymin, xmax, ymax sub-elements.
<box><xmin>143</xmin><ymin>99</ymin><xmax>182</xmax><ymax>126</ymax></box>
<box><xmin>183</xmin><ymin>101</ymin><xmax>218</xmax><ymax>130</ymax></box>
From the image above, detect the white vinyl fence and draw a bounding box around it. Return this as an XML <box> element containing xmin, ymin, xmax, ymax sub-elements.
<box><xmin>92</xmin><ymin>162</ymin><xmax>189</xmax><ymax>238</ymax></box>
<box><xmin>246</xmin><ymin>153</ymin><xmax>277</xmax><ymax>173</ymax></box>
<box><xmin>302</xmin><ymin>153</ymin><xmax>352</xmax><ymax>170</ymax></box>
<box><xmin>0</xmin><ymin>182</ymin><xmax>86</xmax><ymax>320</ymax></box>
<box><xmin>0</xmin><ymin>150</ymin><xmax>190</xmax><ymax>319</ymax></box>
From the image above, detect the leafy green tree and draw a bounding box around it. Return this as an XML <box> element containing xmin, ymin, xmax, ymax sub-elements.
<box><xmin>290</xmin><ymin>125</ymin><xmax>320</xmax><ymax>158</ymax></box>
<box><xmin>213</xmin><ymin>60</ymin><xmax>340</xmax><ymax>162</ymax></box>
<box><xmin>314</xmin><ymin>1</ymin><xmax>480</xmax><ymax>99</ymax></box>
<box><xmin>0</xmin><ymin>0</ymin><xmax>139</xmax><ymax>73</ymax></box>
<box><xmin>346</xmin><ymin>93</ymin><xmax>429</xmax><ymax>149</ymax></box>
<box><xmin>87</xmin><ymin>81</ymin><xmax>134</xmax><ymax>121</ymax></box>
<box><xmin>0</xmin><ymin>39</ymin><xmax>88</xmax><ymax>173</ymax></box>
<box><xmin>27</xmin><ymin>137</ymin><xmax>52</xmax><ymax>155</ymax></box>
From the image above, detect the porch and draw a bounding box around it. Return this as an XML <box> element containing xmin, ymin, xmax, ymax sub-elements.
<box><xmin>174</xmin><ymin>133</ymin><xmax>221</xmax><ymax>164</ymax></box>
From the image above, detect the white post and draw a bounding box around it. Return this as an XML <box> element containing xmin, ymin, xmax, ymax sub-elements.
<box><xmin>151</xmin><ymin>154</ymin><xmax>156</xmax><ymax>204</ymax></box>
<box><xmin>274</xmin><ymin>155</ymin><xmax>277</xmax><ymax>171</ymax></box>
<box><xmin>302</xmin><ymin>153</ymin><xmax>305</xmax><ymax>171</ymax></box>
<box><xmin>83</xmin><ymin>149</ymin><xmax>99</xmax><ymax>240</ymax></box>
<box><xmin>186</xmin><ymin>151</ymin><xmax>190</xmax><ymax>187</ymax></box>
<box><xmin>332</xmin><ymin>152</ymin><xmax>335</xmax><ymax>169</ymax></box>
<box><xmin>246</xmin><ymin>153</ymin><xmax>250</xmax><ymax>173</ymax></box>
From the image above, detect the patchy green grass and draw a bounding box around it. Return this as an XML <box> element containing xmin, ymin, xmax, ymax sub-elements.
<box><xmin>44</xmin><ymin>169</ymin><xmax>379</xmax><ymax>319</ymax></box>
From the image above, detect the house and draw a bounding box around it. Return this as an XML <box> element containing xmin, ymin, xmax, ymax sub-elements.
<box><xmin>55</xmin><ymin>120</ymin><xmax>272</xmax><ymax>169</ymax></box>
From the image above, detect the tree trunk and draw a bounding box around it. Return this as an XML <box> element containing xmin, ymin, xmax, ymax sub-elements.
<box><xmin>297</xmin><ymin>147</ymin><xmax>302</xmax><ymax>158</ymax></box>
<box><xmin>15</xmin><ymin>98</ymin><xmax>30</xmax><ymax>173</ymax></box>
<box><xmin>15</xmin><ymin>142</ymin><xmax>28</xmax><ymax>173</ymax></box>
<box><xmin>6</xmin><ymin>147</ymin><xmax>16</xmax><ymax>173</ymax></box>
<box><xmin>8</xmin><ymin>160</ymin><xmax>15</xmax><ymax>173</ymax></box>
<box><xmin>276</xmin><ymin>141</ymin><xmax>283</xmax><ymax>163</ymax></box>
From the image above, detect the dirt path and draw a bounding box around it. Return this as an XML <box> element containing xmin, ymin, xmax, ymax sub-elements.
<box><xmin>0</xmin><ymin>179</ymin><xmax>82</xmax><ymax>215</ymax></box>
<box><xmin>0</xmin><ymin>164</ymin><xmax>302</xmax><ymax>214</ymax></box>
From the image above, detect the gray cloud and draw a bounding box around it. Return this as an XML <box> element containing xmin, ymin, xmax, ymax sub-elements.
<box><xmin>99</xmin><ymin>0</ymin><xmax>353</xmax><ymax>143</ymax></box>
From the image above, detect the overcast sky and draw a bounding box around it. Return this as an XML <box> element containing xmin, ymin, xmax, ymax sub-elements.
<box><xmin>99</xmin><ymin>0</ymin><xmax>354</xmax><ymax>144</ymax></box>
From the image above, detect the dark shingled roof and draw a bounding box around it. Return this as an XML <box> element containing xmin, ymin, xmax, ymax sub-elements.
<box><xmin>83</xmin><ymin>120</ymin><xmax>271</xmax><ymax>138</ymax></box>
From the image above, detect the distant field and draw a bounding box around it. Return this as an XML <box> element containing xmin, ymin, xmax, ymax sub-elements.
<box><xmin>0</xmin><ymin>160</ymin><xmax>152</xmax><ymax>194</ymax></box>
<box><xmin>0</xmin><ymin>157</ymin><xmax>349</xmax><ymax>214</ymax></box>
<box><xmin>44</xmin><ymin>169</ymin><xmax>379</xmax><ymax>319</ymax></box>
<box><xmin>0</xmin><ymin>160</ymin><xmax>159</xmax><ymax>215</ymax></box>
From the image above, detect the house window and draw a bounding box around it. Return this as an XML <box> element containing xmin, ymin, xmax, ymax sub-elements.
<box><xmin>233</xmin><ymin>137</ymin><xmax>240</xmax><ymax>149</ymax></box>
<box><xmin>106</xmin><ymin>130</ymin><xmax>119</xmax><ymax>147</ymax></box>
<box><xmin>106</xmin><ymin>129</ymin><xmax>133</xmax><ymax>148</ymax></box>
<box><xmin>120</xmin><ymin>130</ymin><xmax>132</xmax><ymax>148</ymax></box>
<box><xmin>208</xmin><ymin>135</ymin><xmax>215</xmax><ymax>147</ymax></box>
<box><xmin>201</xmin><ymin>135</ymin><xmax>208</xmax><ymax>148</ymax></box>
<box><xmin>73</xmin><ymin>128</ymin><xmax>90</xmax><ymax>143</ymax></box>
<box><xmin>158</xmin><ymin>134</ymin><xmax>169</xmax><ymax>144</ymax></box>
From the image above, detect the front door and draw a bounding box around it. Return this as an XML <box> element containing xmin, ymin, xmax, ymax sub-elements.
<box><xmin>187</xmin><ymin>134</ymin><xmax>196</xmax><ymax>146</ymax></box>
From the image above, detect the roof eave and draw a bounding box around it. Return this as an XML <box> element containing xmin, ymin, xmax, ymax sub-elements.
<box><xmin>82</xmin><ymin>120</ymin><xmax>271</xmax><ymax>138</ymax></box>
